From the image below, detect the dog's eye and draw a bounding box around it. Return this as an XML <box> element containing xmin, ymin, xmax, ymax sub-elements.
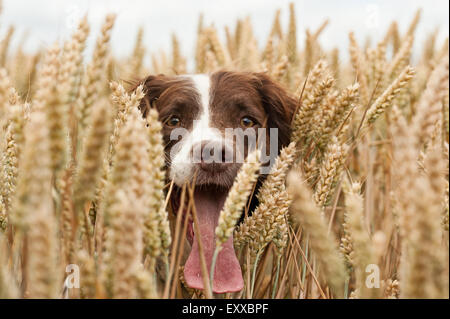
<box><xmin>165</xmin><ymin>115</ymin><xmax>181</xmax><ymax>128</ymax></box>
<box><xmin>240</xmin><ymin>116</ymin><xmax>256</xmax><ymax>128</ymax></box>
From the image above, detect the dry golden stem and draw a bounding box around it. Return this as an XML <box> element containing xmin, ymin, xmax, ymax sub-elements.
<box><xmin>287</xmin><ymin>170</ymin><xmax>347</xmax><ymax>298</ymax></box>
<box><xmin>0</xmin><ymin>234</ymin><xmax>19</xmax><ymax>298</ymax></box>
<box><xmin>344</xmin><ymin>182</ymin><xmax>381</xmax><ymax>298</ymax></box>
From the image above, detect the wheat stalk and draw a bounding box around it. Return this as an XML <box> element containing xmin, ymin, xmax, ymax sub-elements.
<box><xmin>287</xmin><ymin>169</ymin><xmax>347</xmax><ymax>298</ymax></box>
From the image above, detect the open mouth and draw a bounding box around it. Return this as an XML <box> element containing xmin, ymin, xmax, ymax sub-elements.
<box><xmin>172</xmin><ymin>180</ymin><xmax>244</xmax><ymax>294</ymax></box>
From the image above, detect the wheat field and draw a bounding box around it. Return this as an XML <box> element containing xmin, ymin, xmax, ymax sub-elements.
<box><xmin>0</xmin><ymin>2</ymin><xmax>448</xmax><ymax>299</ymax></box>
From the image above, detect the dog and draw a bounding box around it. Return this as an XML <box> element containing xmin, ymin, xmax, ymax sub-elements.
<box><xmin>137</xmin><ymin>71</ymin><xmax>296</xmax><ymax>294</ymax></box>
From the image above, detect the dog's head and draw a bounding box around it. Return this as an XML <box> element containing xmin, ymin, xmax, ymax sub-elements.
<box><xmin>137</xmin><ymin>71</ymin><xmax>296</xmax><ymax>294</ymax></box>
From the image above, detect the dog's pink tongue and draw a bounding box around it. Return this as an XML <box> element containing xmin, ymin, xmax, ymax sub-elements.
<box><xmin>184</xmin><ymin>190</ymin><xmax>244</xmax><ymax>294</ymax></box>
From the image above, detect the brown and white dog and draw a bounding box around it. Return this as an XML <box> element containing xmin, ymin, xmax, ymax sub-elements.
<box><xmin>137</xmin><ymin>71</ymin><xmax>296</xmax><ymax>294</ymax></box>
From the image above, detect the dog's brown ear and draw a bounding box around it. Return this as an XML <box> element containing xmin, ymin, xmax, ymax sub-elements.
<box><xmin>254</xmin><ymin>72</ymin><xmax>297</xmax><ymax>149</ymax></box>
<box><xmin>130</xmin><ymin>74</ymin><xmax>170</xmax><ymax>118</ymax></box>
<box><xmin>133</xmin><ymin>74</ymin><xmax>196</xmax><ymax>119</ymax></box>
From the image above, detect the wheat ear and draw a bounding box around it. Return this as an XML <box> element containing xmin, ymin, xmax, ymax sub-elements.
<box><xmin>78</xmin><ymin>14</ymin><xmax>116</xmax><ymax>132</ymax></box>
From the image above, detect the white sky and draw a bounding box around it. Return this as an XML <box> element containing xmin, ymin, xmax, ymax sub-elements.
<box><xmin>1</xmin><ymin>0</ymin><xmax>449</xmax><ymax>70</ymax></box>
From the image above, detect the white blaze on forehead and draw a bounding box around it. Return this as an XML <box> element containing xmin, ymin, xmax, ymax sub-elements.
<box><xmin>189</xmin><ymin>74</ymin><xmax>223</xmax><ymax>143</ymax></box>
<box><xmin>190</xmin><ymin>74</ymin><xmax>210</xmax><ymax>128</ymax></box>
<box><xmin>169</xmin><ymin>74</ymin><xmax>224</xmax><ymax>185</ymax></box>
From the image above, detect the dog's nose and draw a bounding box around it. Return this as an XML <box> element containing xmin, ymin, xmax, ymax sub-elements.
<box><xmin>192</xmin><ymin>141</ymin><xmax>231</xmax><ymax>172</ymax></box>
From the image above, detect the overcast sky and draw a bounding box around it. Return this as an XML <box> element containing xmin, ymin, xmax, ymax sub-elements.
<box><xmin>1</xmin><ymin>0</ymin><xmax>449</xmax><ymax>70</ymax></box>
